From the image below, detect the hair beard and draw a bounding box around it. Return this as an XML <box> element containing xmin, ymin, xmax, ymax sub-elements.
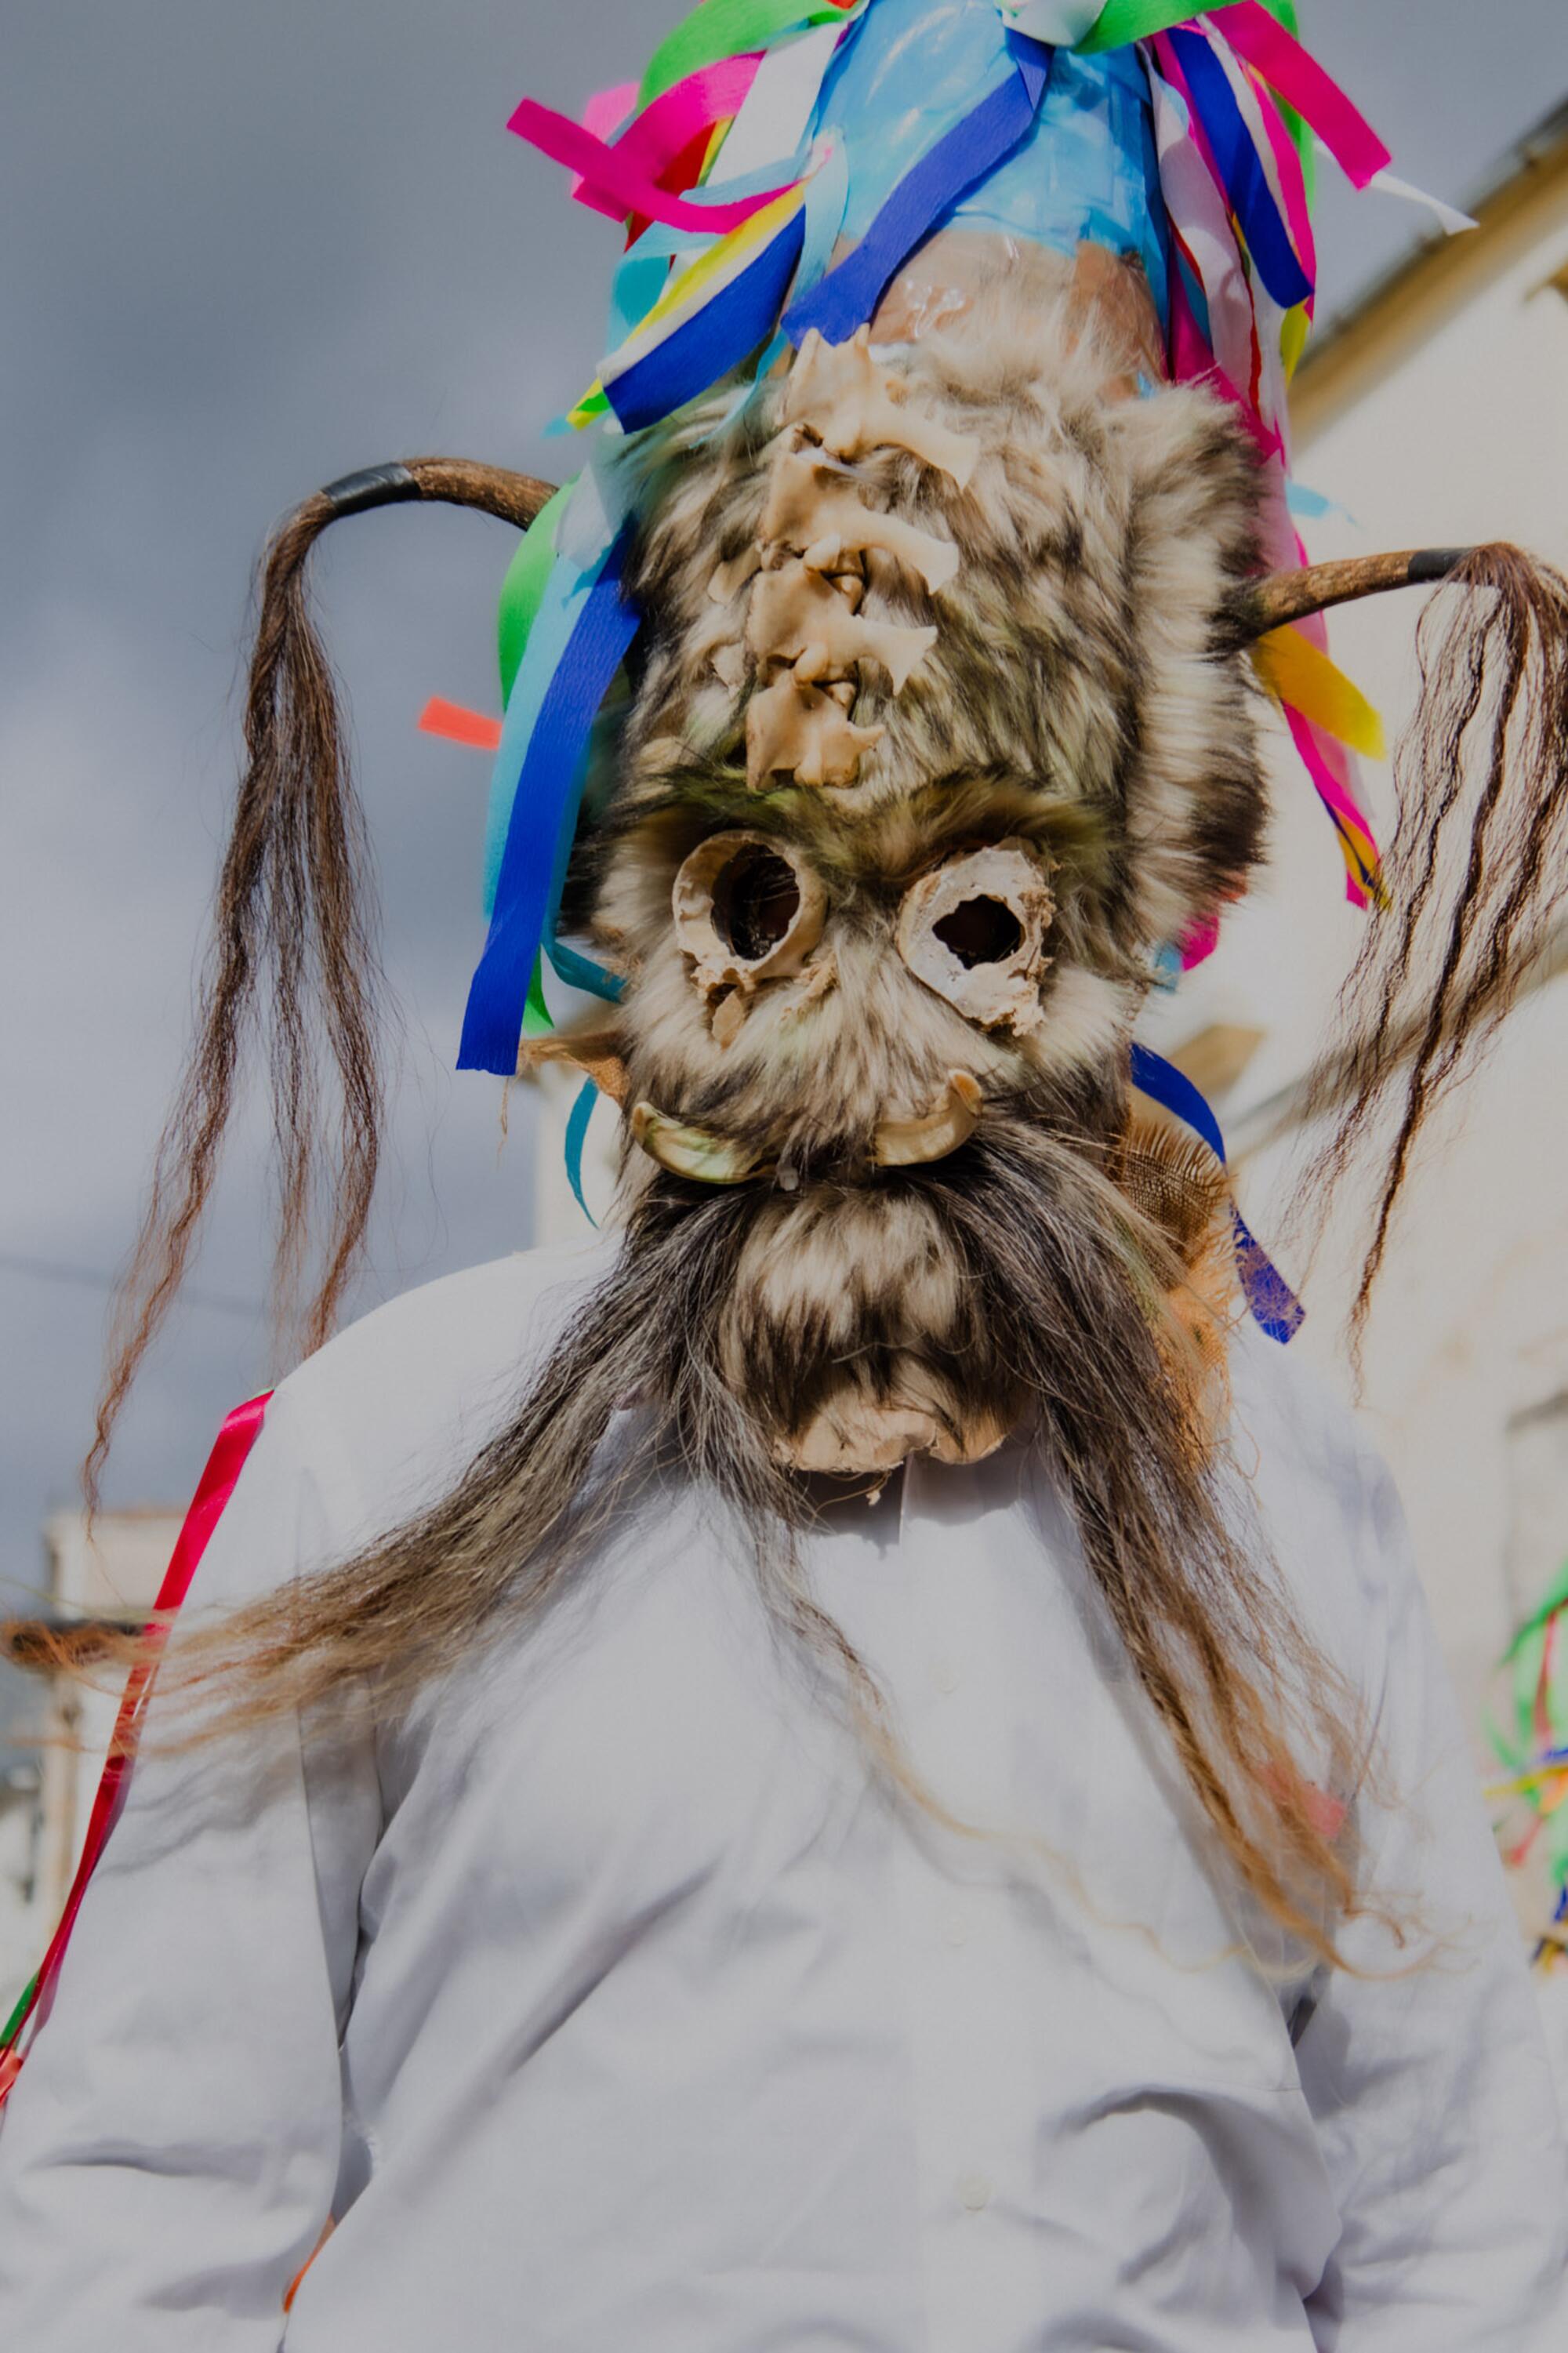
<box><xmin>110</xmin><ymin>1083</ymin><xmax>1364</xmax><ymax>1964</ymax></box>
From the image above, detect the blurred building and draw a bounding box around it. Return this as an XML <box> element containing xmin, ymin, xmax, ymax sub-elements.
<box><xmin>0</xmin><ymin>1508</ymin><xmax>181</xmax><ymax>2014</ymax></box>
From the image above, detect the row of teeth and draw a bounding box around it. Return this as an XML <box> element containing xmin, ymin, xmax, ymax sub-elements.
<box><xmin>707</xmin><ymin>326</ymin><xmax>978</xmax><ymax>790</ymax></box>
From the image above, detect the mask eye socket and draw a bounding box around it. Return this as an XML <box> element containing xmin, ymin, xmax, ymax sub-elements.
<box><xmin>712</xmin><ymin>843</ymin><xmax>802</xmax><ymax>963</ymax></box>
<box><xmin>673</xmin><ymin>830</ymin><xmax>826</xmax><ymax>993</ymax></box>
<box><xmin>931</xmin><ymin>895</ymin><xmax>1024</xmax><ymax>968</ymax></box>
<box><xmin>895</xmin><ymin>841</ymin><xmax>1055</xmax><ymax>1030</ymax></box>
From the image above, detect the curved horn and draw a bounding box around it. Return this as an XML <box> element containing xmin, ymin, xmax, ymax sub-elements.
<box><xmin>1233</xmin><ymin>547</ymin><xmax>1473</xmax><ymax>639</ymax></box>
<box><xmin>317</xmin><ymin>455</ymin><xmax>557</xmax><ymax>532</ymax></box>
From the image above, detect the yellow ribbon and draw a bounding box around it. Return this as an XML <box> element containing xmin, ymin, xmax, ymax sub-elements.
<box><xmin>1252</xmin><ymin>625</ymin><xmax>1386</xmax><ymax>761</ymax></box>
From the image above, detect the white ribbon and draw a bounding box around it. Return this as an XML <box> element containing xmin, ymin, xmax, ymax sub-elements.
<box><xmin>1314</xmin><ymin>140</ymin><xmax>1478</xmax><ymax>237</ymax></box>
<box><xmin>707</xmin><ymin>19</ymin><xmax>846</xmax><ymax>185</ymax></box>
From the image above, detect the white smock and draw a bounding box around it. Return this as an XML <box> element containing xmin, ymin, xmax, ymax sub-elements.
<box><xmin>0</xmin><ymin>1242</ymin><xmax>1563</xmax><ymax>2350</ymax></box>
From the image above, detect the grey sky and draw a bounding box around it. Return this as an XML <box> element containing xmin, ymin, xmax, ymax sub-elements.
<box><xmin>3</xmin><ymin>1</ymin><xmax>1566</xmax><ymax>1743</ymax></box>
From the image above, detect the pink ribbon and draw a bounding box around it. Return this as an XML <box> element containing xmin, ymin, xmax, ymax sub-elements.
<box><xmin>1210</xmin><ymin>2</ymin><xmax>1391</xmax><ymax>189</ymax></box>
<box><xmin>0</xmin><ymin>1391</ymin><xmax>273</xmax><ymax>2101</ymax></box>
<box><xmin>1150</xmin><ymin>56</ymin><xmax>1261</xmax><ymax>407</ymax></box>
<box><xmin>511</xmin><ymin>61</ymin><xmax>794</xmax><ymax>236</ymax></box>
<box><xmin>568</xmin><ymin>56</ymin><xmax>764</xmax><ymax>222</ymax></box>
<box><xmin>1284</xmin><ymin>703</ymin><xmax>1380</xmax><ymax>908</ymax></box>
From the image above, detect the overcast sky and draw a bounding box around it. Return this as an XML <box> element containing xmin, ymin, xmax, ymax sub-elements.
<box><xmin>3</xmin><ymin>0</ymin><xmax>1566</xmax><ymax>1744</ymax></box>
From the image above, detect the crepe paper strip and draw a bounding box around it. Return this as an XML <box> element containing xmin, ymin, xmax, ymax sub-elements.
<box><xmin>1254</xmin><ymin>626</ymin><xmax>1385</xmax><ymax>762</ymax></box>
<box><xmin>783</xmin><ymin>38</ymin><xmax>1051</xmax><ymax>348</ymax></box>
<box><xmin>603</xmin><ymin>191</ymin><xmax>808</xmax><ymax>432</ymax></box>
<box><xmin>1362</xmin><ymin>162</ymin><xmax>1477</xmax><ymax>238</ymax></box>
<box><xmin>498</xmin><ymin>482</ymin><xmax>572</xmax><ymax>703</ymax></box>
<box><xmin>1486</xmin><ymin>1753</ymin><xmax>1568</xmax><ymax>1803</ymax></box>
<box><xmin>567</xmin><ymin>57</ymin><xmax>763</xmax><ymax>226</ymax></box>
<box><xmin>1166</xmin><ymin>29</ymin><xmax>1311</xmax><ymax>311</ymax></box>
<box><xmin>705</xmin><ymin>20</ymin><xmax>836</xmax><ymax>185</ymax></box>
<box><xmin>565</xmin><ymin>1077</ymin><xmax>601</xmax><ymax>1226</ymax></box>
<box><xmin>283</xmin><ymin>2220</ymin><xmax>338</xmax><ymax>2318</ymax></box>
<box><xmin>1206</xmin><ymin>29</ymin><xmax>1306</xmax><ymax>278</ymax></box>
<box><xmin>1178</xmin><ymin>911</ymin><xmax>1220</xmax><ymax>970</ymax></box>
<box><xmin>1538</xmin><ymin>1610</ymin><xmax>1563</xmax><ymax>1748</ymax></box>
<box><xmin>0</xmin><ymin>1392</ymin><xmax>273</xmax><ymax>2102</ymax></box>
<box><xmin>1504</xmin><ymin>1560</ymin><xmax>1568</xmax><ymax>1663</ymax></box>
<box><xmin>1279</xmin><ymin>297</ymin><xmax>1309</xmax><ymax>381</ymax></box>
<box><xmin>583</xmin><ymin>82</ymin><xmax>638</xmax><ymax>142</ymax></box>
<box><xmin>638</xmin><ymin>0</ymin><xmax>863</xmax><ymax>111</ymax></box>
<box><xmin>996</xmin><ymin>0</ymin><xmax>1102</xmax><ymax>44</ymax></box>
<box><xmin>1285</xmin><ymin>481</ymin><xmax>1353</xmax><ymax>524</ymax></box>
<box><xmin>1150</xmin><ymin>71</ymin><xmax>1261</xmax><ymax>405</ymax></box>
<box><xmin>1076</xmin><ymin>1</ymin><xmax>1206</xmax><ymax>50</ymax></box>
<box><xmin>460</xmin><ymin>530</ymin><xmax>640</xmax><ymax>1077</ymax></box>
<box><xmin>419</xmin><ymin>698</ymin><xmax>504</xmax><ymax>753</ymax></box>
<box><xmin>1282</xmin><ymin>705</ymin><xmax>1381</xmax><ymax>910</ymax></box>
<box><xmin>510</xmin><ymin>96</ymin><xmax>800</xmax><ymax>235</ymax></box>
<box><xmin>1231</xmin><ymin>47</ymin><xmax>1316</xmax><ymax>298</ymax></box>
<box><xmin>601</xmin><ymin>175</ymin><xmax>802</xmax><ymax>375</ymax></box>
<box><xmin>488</xmin><ymin>545</ymin><xmax>599</xmax><ymax>914</ymax></box>
<box><xmin>1210</xmin><ymin>3</ymin><xmax>1389</xmax><ymax>190</ymax></box>
<box><xmin>1127</xmin><ymin>1044</ymin><xmax>1305</xmax><ymax>1342</ymax></box>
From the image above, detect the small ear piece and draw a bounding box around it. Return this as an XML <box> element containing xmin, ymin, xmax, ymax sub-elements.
<box><xmin>1234</xmin><ymin>546</ymin><xmax>1473</xmax><ymax>639</ymax></box>
<box><xmin>517</xmin><ymin>1032</ymin><xmax>630</xmax><ymax>1106</ymax></box>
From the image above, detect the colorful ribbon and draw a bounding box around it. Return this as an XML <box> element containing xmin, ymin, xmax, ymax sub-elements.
<box><xmin>509</xmin><ymin>93</ymin><xmax>798</xmax><ymax>237</ymax></box>
<box><xmin>637</xmin><ymin>0</ymin><xmax>864</xmax><ymax>110</ymax></box>
<box><xmin>1128</xmin><ymin>1042</ymin><xmax>1304</xmax><ymax>1342</ymax></box>
<box><xmin>564</xmin><ymin>55</ymin><xmax>764</xmax><ymax>225</ymax></box>
<box><xmin>460</xmin><ymin>528</ymin><xmax>640</xmax><ymax>1076</ymax></box>
<box><xmin>0</xmin><ymin>1392</ymin><xmax>273</xmax><ymax>2104</ymax></box>
<box><xmin>784</xmin><ymin>33</ymin><xmax>1051</xmax><ymax>345</ymax></box>
<box><xmin>603</xmin><ymin>184</ymin><xmax>808</xmax><ymax>431</ymax></box>
<box><xmin>1210</xmin><ymin>2</ymin><xmax>1389</xmax><ymax>189</ymax></box>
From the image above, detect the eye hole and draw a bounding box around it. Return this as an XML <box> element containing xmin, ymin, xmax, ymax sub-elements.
<box><xmin>932</xmin><ymin>895</ymin><xmax>1024</xmax><ymax>968</ymax></box>
<box><xmin>672</xmin><ymin>829</ymin><xmax>827</xmax><ymax>1010</ymax></box>
<box><xmin>894</xmin><ymin>838</ymin><xmax>1056</xmax><ymax>1033</ymax></box>
<box><xmin>712</xmin><ymin>845</ymin><xmax>802</xmax><ymax>964</ymax></box>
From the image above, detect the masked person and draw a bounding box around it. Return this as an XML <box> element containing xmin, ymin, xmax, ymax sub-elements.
<box><xmin>2</xmin><ymin>4</ymin><xmax>1566</xmax><ymax>2346</ymax></box>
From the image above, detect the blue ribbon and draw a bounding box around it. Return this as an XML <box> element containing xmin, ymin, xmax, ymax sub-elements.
<box><xmin>604</xmin><ymin>206</ymin><xmax>806</xmax><ymax>434</ymax></box>
<box><xmin>1166</xmin><ymin>28</ymin><xmax>1312</xmax><ymax>313</ymax></box>
<box><xmin>459</xmin><ymin>526</ymin><xmax>640</xmax><ymax>1076</ymax></box>
<box><xmin>1128</xmin><ymin>1043</ymin><xmax>1304</xmax><ymax>1344</ymax></box>
<box><xmin>564</xmin><ymin>1077</ymin><xmax>601</xmax><ymax>1226</ymax></box>
<box><xmin>783</xmin><ymin>34</ymin><xmax>1052</xmax><ymax>347</ymax></box>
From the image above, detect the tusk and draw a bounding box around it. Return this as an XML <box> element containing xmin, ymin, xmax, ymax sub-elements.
<box><xmin>873</xmin><ymin>1070</ymin><xmax>983</xmax><ymax>1167</ymax></box>
<box><xmin>1233</xmin><ymin>547</ymin><xmax>1473</xmax><ymax>637</ymax></box>
<box><xmin>630</xmin><ymin>1102</ymin><xmax>771</xmax><ymax>1186</ymax></box>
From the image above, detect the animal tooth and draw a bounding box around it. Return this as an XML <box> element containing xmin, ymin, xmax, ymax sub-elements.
<box><xmin>746</xmin><ymin>675</ymin><xmax>882</xmax><ymax>788</ymax></box>
<box><xmin>782</xmin><ymin>327</ymin><xmax>978</xmax><ymax>488</ymax></box>
<box><xmin>747</xmin><ymin>561</ymin><xmax>935</xmax><ymax>693</ymax></box>
<box><xmin>630</xmin><ymin>1102</ymin><xmax>768</xmax><ymax>1186</ymax></box>
<box><xmin>764</xmin><ymin>448</ymin><xmax>960</xmax><ymax>594</ymax></box>
<box><xmin>708</xmin><ymin>546</ymin><xmax>761</xmax><ymax>604</ymax></box>
<box><xmin>872</xmin><ymin>1071</ymin><xmax>984</xmax><ymax>1167</ymax></box>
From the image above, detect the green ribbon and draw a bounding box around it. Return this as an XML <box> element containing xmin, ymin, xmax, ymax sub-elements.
<box><xmin>497</xmin><ymin>481</ymin><xmax>573</xmax><ymax>703</ymax></box>
<box><xmin>638</xmin><ymin>0</ymin><xmax>863</xmax><ymax>109</ymax></box>
<box><xmin>1078</xmin><ymin>2</ymin><xmax>1313</xmax><ymax>209</ymax></box>
<box><xmin>1</xmin><ymin>1967</ymin><xmax>38</xmax><ymax>2053</ymax></box>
